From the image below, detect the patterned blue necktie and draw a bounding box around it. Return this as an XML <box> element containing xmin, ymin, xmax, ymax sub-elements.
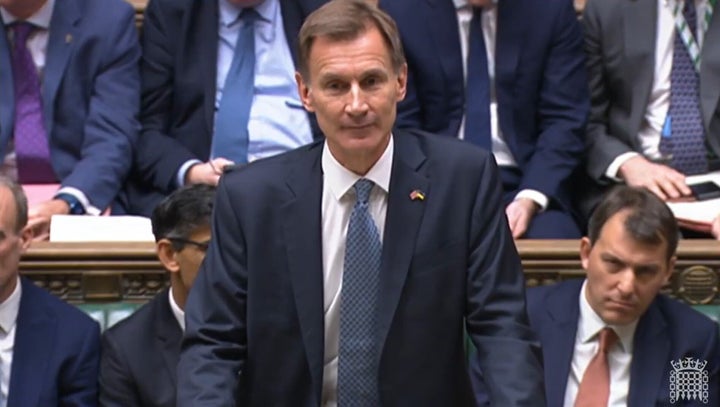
<box><xmin>338</xmin><ymin>179</ymin><xmax>381</xmax><ymax>406</ymax></box>
<box><xmin>660</xmin><ymin>0</ymin><xmax>708</xmax><ymax>175</ymax></box>
<box><xmin>212</xmin><ymin>8</ymin><xmax>258</xmax><ymax>164</ymax></box>
<box><xmin>464</xmin><ymin>7</ymin><xmax>492</xmax><ymax>150</ymax></box>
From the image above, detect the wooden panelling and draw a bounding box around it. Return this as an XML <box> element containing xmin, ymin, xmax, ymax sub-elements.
<box><xmin>20</xmin><ymin>240</ymin><xmax>720</xmax><ymax>305</ymax></box>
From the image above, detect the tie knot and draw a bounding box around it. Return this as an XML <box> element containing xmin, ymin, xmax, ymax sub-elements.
<box><xmin>353</xmin><ymin>179</ymin><xmax>374</xmax><ymax>204</ymax></box>
<box><xmin>12</xmin><ymin>22</ymin><xmax>36</xmax><ymax>43</ymax></box>
<box><xmin>239</xmin><ymin>8</ymin><xmax>260</xmax><ymax>24</ymax></box>
<box><xmin>598</xmin><ymin>327</ymin><xmax>618</xmax><ymax>353</ymax></box>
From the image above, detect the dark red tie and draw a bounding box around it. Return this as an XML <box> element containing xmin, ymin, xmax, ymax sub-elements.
<box><xmin>575</xmin><ymin>327</ymin><xmax>619</xmax><ymax>407</ymax></box>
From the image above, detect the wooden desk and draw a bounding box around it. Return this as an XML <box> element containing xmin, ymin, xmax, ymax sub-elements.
<box><xmin>21</xmin><ymin>240</ymin><xmax>720</xmax><ymax>305</ymax></box>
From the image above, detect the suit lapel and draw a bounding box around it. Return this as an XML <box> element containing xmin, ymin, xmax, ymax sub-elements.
<box><xmin>494</xmin><ymin>0</ymin><xmax>524</xmax><ymax>149</ymax></box>
<box><xmin>155</xmin><ymin>290</ymin><xmax>182</xmax><ymax>388</ymax></box>
<box><xmin>543</xmin><ymin>280</ymin><xmax>582</xmax><ymax>407</ymax></box>
<box><xmin>623</xmin><ymin>0</ymin><xmax>657</xmax><ymax>142</ymax></box>
<box><xmin>423</xmin><ymin>0</ymin><xmax>463</xmax><ymax>94</ymax></box>
<box><xmin>280</xmin><ymin>0</ymin><xmax>302</xmax><ymax>68</ymax></box>
<box><xmin>43</xmin><ymin>0</ymin><xmax>80</xmax><ymax>137</ymax></box>
<box><xmin>376</xmin><ymin>131</ymin><xmax>428</xmax><ymax>361</ymax></box>
<box><xmin>700</xmin><ymin>7</ymin><xmax>720</xmax><ymax>132</ymax></box>
<box><xmin>0</xmin><ymin>16</ymin><xmax>13</xmax><ymax>159</ymax></box>
<box><xmin>282</xmin><ymin>143</ymin><xmax>325</xmax><ymax>404</ymax></box>
<box><xmin>628</xmin><ymin>302</ymin><xmax>669</xmax><ymax>407</ymax></box>
<box><xmin>196</xmin><ymin>0</ymin><xmax>219</xmax><ymax>137</ymax></box>
<box><xmin>8</xmin><ymin>279</ymin><xmax>53</xmax><ymax>407</ymax></box>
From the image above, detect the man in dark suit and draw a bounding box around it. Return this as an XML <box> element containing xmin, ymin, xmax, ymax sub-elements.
<box><xmin>0</xmin><ymin>176</ymin><xmax>100</xmax><ymax>406</ymax></box>
<box><xmin>472</xmin><ymin>186</ymin><xmax>720</xmax><ymax>406</ymax></box>
<box><xmin>581</xmin><ymin>0</ymin><xmax>720</xmax><ymax>216</ymax></box>
<box><xmin>177</xmin><ymin>1</ymin><xmax>544</xmax><ymax>405</ymax></box>
<box><xmin>99</xmin><ymin>184</ymin><xmax>215</xmax><ymax>407</ymax></box>
<box><xmin>379</xmin><ymin>0</ymin><xmax>589</xmax><ymax>238</ymax></box>
<box><xmin>0</xmin><ymin>0</ymin><xmax>140</xmax><ymax>237</ymax></box>
<box><xmin>124</xmin><ymin>0</ymin><xmax>327</xmax><ymax>216</ymax></box>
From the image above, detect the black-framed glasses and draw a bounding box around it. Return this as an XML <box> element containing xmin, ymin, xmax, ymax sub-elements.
<box><xmin>167</xmin><ymin>237</ymin><xmax>210</xmax><ymax>252</ymax></box>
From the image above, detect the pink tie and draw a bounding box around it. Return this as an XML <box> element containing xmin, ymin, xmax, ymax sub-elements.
<box><xmin>575</xmin><ymin>327</ymin><xmax>619</xmax><ymax>407</ymax></box>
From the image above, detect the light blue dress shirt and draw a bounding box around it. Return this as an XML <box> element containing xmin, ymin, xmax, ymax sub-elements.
<box><xmin>177</xmin><ymin>0</ymin><xmax>313</xmax><ymax>186</ymax></box>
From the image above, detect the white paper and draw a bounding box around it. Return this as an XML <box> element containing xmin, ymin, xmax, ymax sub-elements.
<box><xmin>49</xmin><ymin>215</ymin><xmax>155</xmax><ymax>242</ymax></box>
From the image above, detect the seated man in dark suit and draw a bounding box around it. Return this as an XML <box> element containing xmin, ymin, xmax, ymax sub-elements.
<box><xmin>0</xmin><ymin>175</ymin><xmax>100</xmax><ymax>406</ymax></box>
<box><xmin>0</xmin><ymin>0</ymin><xmax>140</xmax><ymax>238</ymax></box>
<box><xmin>99</xmin><ymin>184</ymin><xmax>215</xmax><ymax>407</ymax></box>
<box><xmin>124</xmin><ymin>0</ymin><xmax>327</xmax><ymax>216</ymax></box>
<box><xmin>581</xmin><ymin>0</ymin><xmax>720</xmax><ymax>218</ymax></box>
<box><xmin>472</xmin><ymin>185</ymin><xmax>720</xmax><ymax>406</ymax></box>
<box><xmin>380</xmin><ymin>0</ymin><xmax>589</xmax><ymax>238</ymax></box>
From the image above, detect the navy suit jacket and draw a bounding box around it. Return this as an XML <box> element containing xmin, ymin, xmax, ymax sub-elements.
<box><xmin>178</xmin><ymin>129</ymin><xmax>545</xmax><ymax>406</ymax></box>
<box><xmin>473</xmin><ymin>279</ymin><xmax>720</xmax><ymax>406</ymax></box>
<box><xmin>123</xmin><ymin>0</ymin><xmax>326</xmax><ymax>216</ymax></box>
<box><xmin>0</xmin><ymin>0</ymin><xmax>140</xmax><ymax>212</ymax></box>
<box><xmin>99</xmin><ymin>288</ymin><xmax>182</xmax><ymax>407</ymax></box>
<box><xmin>380</xmin><ymin>0</ymin><xmax>588</xmax><ymax>211</ymax></box>
<box><xmin>8</xmin><ymin>277</ymin><xmax>100</xmax><ymax>406</ymax></box>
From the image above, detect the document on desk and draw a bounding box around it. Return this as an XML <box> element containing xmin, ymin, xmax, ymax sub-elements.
<box><xmin>666</xmin><ymin>171</ymin><xmax>720</xmax><ymax>232</ymax></box>
<box><xmin>49</xmin><ymin>215</ymin><xmax>155</xmax><ymax>242</ymax></box>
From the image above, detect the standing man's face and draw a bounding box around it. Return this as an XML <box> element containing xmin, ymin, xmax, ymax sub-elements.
<box><xmin>295</xmin><ymin>25</ymin><xmax>407</xmax><ymax>174</ymax></box>
<box><xmin>580</xmin><ymin>210</ymin><xmax>674</xmax><ymax>326</ymax></box>
<box><xmin>468</xmin><ymin>0</ymin><xmax>494</xmax><ymax>7</ymax></box>
<box><xmin>0</xmin><ymin>187</ymin><xmax>31</xmax><ymax>304</ymax></box>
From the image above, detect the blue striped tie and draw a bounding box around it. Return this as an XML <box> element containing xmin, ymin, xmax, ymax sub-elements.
<box><xmin>212</xmin><ymin>9</ymin><xmax>258</xmax><ymax>163</ymax></box>
<box><xmin>337</xmin><ymin>179</ymin><xmax>381</xmax><ymax>406</ymax></box>
<box><xmin>660</xmin><ymin>0</ymin><xmax>708</xmax><ymax>175</ymax></box>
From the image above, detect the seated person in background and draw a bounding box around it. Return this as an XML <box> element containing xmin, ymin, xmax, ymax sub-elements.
<box><xmin>0</xmin><ymin>0</ymin><xmax>140</xmax><ymax>239</ymax></box>
<box><xmin>472</xmin><ymin>185</ymin><xmax>720</xmax><ymax>406</ymax></box>
<box><xmin>99</xmin><ymin>184</ymin><xmax>215</xmax><ymax>407</ymax></box>
<box><xmin>379</xmin><ymin>0</ymin><xmax>589</xmax><ymax>239</ymax></box>
<box><xmin>581</xmin><ymin>0</ymin><xmax>720</xmax><ymax>218</ymax></box>
<box><xmin>124</xmin><ymin>0</ymin><xmax>327</xmax><ymax>216</ymax></box>
<box><xmin>0</xmin><ymin>176</ymin><xmax>100</xmax><ymax>405</ymax></box>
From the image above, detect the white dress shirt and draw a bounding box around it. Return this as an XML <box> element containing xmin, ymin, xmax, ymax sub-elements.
<box><xmin>1</xmin><ymin>0</ymin><xmax>100</xmax><ymax>214</ymax></box>
<box><xmin>319</xmin><ymin>138</ymin><xmax>393</xmax><ymax>407</ymax></box>
<box><xmin>564</xmin><ymin>281</ymin><xmax>638</xmax><ymax>407</ymax></box>
<box><xmin>168</xmin><ymin>287</ymin><xmax>185</xmax><ymax>332</ymax></box>
<box><xmin>454</xmin><ymin>0</ymin><xmax>548</xmax><ymax>209</ymax></box>
<box><xmin>0</xmin><ymin>278</ymin><xmax>22</xmax><ymax>407</ymax></box>
<box><xmin>606</xmin><ymin>0</ymin><xmax>709</xmax><ymax>179</ymax></box>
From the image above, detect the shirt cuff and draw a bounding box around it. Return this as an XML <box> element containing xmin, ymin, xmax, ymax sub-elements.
<box><xmin>514</xmin><ymin>189</ymin><xmax>548</xmax><ymax>212</ymax></box>
<box><xmin>177</xmin><ymin>159</ymin><xmax>203</xmax><ymax>187</ymax></box>
<box><xmin>56</xmin><ymin>186</ymin><xmax>100</xmax><ymax>216</ymax></box>
<box><xmin>605</xmin><ymin>152</ymin><xmax>640</xmax><ymax>182</ymax></box>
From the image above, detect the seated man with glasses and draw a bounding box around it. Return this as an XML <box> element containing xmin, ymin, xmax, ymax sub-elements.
<box><xmin>98</xmin><ymin>184</ymin><xmax>215</xmax><ymax>407</ymax></box>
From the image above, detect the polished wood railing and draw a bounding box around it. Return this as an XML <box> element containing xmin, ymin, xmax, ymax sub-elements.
<box><xmin>21</xmin><ymin>240</ymin><xmax>720</xmax><ymax>305</ymax></box>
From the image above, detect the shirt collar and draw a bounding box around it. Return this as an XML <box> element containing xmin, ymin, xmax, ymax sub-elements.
<box><xmin>453</xmin><ymin>0</ymin><xmax>498</xmax><ymax>11</ymax></box>
<box><xmin>1</xmin><ymin>0</ymin><xmax>55</xmax><ymax>29</ymax></box>
<box><xmin>168</xmin><ymin>287</ymin><xmax>185</xmax><ymax>332</ymax></box>
<box><xmin>578</xmin><ymin>280</ymin><xmax>638</xmax><ymax>353</ymax></box>
<box><xmin>219</xmin><ymin>0</ymin><xmax>275</xmax><ymax>27</ymax></box>
<box><xmin>0</xmin><ymin>277</ymin><xmax>22</xmax><ymax>334</ymax></box>
<box><xmin>322</xmin><ymin>135</ymin><xmax>394</xmax><ymax>202</ymax></box>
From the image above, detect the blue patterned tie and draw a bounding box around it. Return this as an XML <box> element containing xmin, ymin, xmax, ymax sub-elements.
<box><xmin>212</xmin><ymin>9</ymin><xmax>258</xmax><ymax>163</ymax></box>
<box><xmin>11</xmin><ymin>22</ymin><xmax>55</xmax><ymax>184</ymax></box>
<box><xmin>464</xmin><ymin>7</ymin><xmax>491</xmax><ymax>149</ymax></box>
<box><xmin>338</xmin><ymin>179</ymin><xmax>381</xmax><ymax>406</ymax></box>
<box><xmin>660</xmin><ymin>0</ymin><xmax>708</xmax><ymax>175</ymax></box>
